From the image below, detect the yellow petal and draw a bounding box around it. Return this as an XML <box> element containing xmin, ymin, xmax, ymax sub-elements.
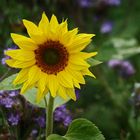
<box><xmin>74</xmin><ymin>52</ymin><xmax>98</xmax><ymax>59</ymax></box>
<box><xmin>58</xmin><ymin>86</ymin><xmax>68</xmax><ymax>100</ymax></box>
<box><xmin>55</xmin><ymin>21</ymin><xmax>67</xmax><ymax>40</ymax></box>
<box><xmin>38</xmin><ymin>72</ymin><xmax>48</xmax><ymax>94</ymax></box>
<box><xmin>68</xmin><ymin>62</ymin><xmax>89</xmax><ymax>70</ymax></box>
<box><xmin>69</xmin><ymin>28</ymin><xmax>79</xmax><ymax>36</ymax></box>
<box><xmin>60</xmin><ymin>28</ymin><xmax>78</xmax><ymax>46</ymax></box>
<box><xmin>39</xmin><ymin>12</ymin><xmax>49</xmax><ymax>36</ymax></box>
<box><xmin>48</xmin><ymin>75</ymin><xmax>59</xmax><ymax>97</ymax></box>
<box><xmin>66</xmin><ymin>88</ymin><xmax>76</xmax><ymax>101</ymax></box>
<box><xmin>59</xmin><ymin>20</ymin><xmax>68</xmax><ymax>34</ymax></box>
<box><xmin>10</xmin><ymin>59</ymin><xmax>35</xmax><ymax>68</ymax></box>
<box><xmin>57</xmin><ymin>70</ymin><xmax>73</xmax><ymax>88</ymax></box>
<box><xmin>20</xmin><ymin>81</ymin><xmax>34</xmax><ymax>94</ymax></box>
<box><xmin>28</xmin><ymin>65</ymin><xmax>41</xmax><ymax>85</ymax></box>
<box><xmin>66</xmin><ymin>68</ymin><xmax>85</xmax><ymax>84</ymax></box>
<box><xmin>5</xmin><ymin>49</ymin><xmax>20</xmax><ymax>58</ymax></box>
<box><xmin>50</xmin><ymin>14</ymin><xmax>59</xmax><ymax>29</ymax></box>
<box><xmin>36</xmin><ymin>88</ymin><xmax>49</xmax><ymax>103</ymax></box>
<box><xmin>5</xmin><ymin>59</ymin><xmax>16</xmax><ymax>67</ymax></box>
<box><xmin>11</xmin><ymin>33</ymin><xmax>38</xmax><ymax>50</ymax></box>
<box><xmin>77</xmin><ymin>33</ymin><xmax>95</xmax><ymax>39</ymax></box>
<box><xmin>82</xmin><ymin>69</ymin><xmax>96</xmax><ymax>78</ymax></box>
<box><xmin>69</xmin><ymin>55</ymin><xmax>90</xmax><ymax>67</ymax></box>
<box><xmin>5</xmin><ymin>49</ymin><xmax>35</xmax><ymax>61</ymax></box>
<box><xmin>73</xmin><ymin>78</ymin><xmax>81</xmax><ymax>89</ymax></box>
<box><xmin>20</xmin><ymin>66</ymin><xmax>40</xmax><ymax>94</ymax></box>
<box><xmin>23</xmin><ymin>19</ymin><xmax>46</xmax><ymax>44</ymax></box>
<box><xmin>13</xmin><ymin>68</ymin><xmax>29</xmax><ymax>85</ymax></box>
<box><xmin>68</xmin><ymin>34</ymin><xmax>95</xmax><ymax>53</ymax></box>
<box><xmin>69</xmin><ymin>40</ymin><xmax>91</xmax><ymax>53</ymax></box>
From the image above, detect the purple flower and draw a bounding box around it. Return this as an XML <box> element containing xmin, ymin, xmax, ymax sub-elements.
<box><xmin>0</xmin><ymin>97</ymin><xmax>14</xmax><ymax>108</ymax></box>
<box><xmin>100</xmin><ymin>21</ymin><xmax>113</xmax><ymax>33</ymax></box>
<box><xmin>75</xmin><ymin>89</ymin><xmax>80</xmax><ymax>100</ymax></box>
<box><xmin>108</xmin><ymin>59</ymin><xmax>135</xmax><ymax>78</ymax></box>
<box><xmin>8</xmin><ymin>113</ymin><xmax>20</xmax><ymax>126</ymax></box>
<box><xmin>63</xmin><ymin>116</ymin><xmax>72</xmax><ymax>126</ymax></box>
<box><xmin>54</xmin><ymin>105</ymin><xmax>72</xmax><ymax>126</ymax></box>
<box><xmin>108</xmin><ymin>59</ymin><xmax>122</xmax><ymax>68</ymax></box>
<box><xmin>0</xmin><ymin>90</ymin><xmax>19</xmax><ymax>108</ymax></box>
<box><xmin>102</xmin><ymin>0</ymin><xmax>121</xmax><ymax>6</ymax></box>
<box><xmin>8</xmin><ymin>90</ymin><xmax>19</xmax><ymax>97</ymax></box>
<box><xmin>120</xmin><ymin>61</ymin><xmax>135</xmax><ymax>78</ymax></box>
<box><xmin>31</xmin><ymin>129</ymin><xmax>38</xmax><ymax>136</ymax></box>
<box><xmin>34</xmin><ymin>116</ymin><xmax>45</xmax><ymax>128</ymax></box>
<box><xmin>1</xmin><ymin>57</ymin><xmax>7</xmax><ymax>65</ymax></box>
<box><xmin>78</xmin><ymin>0</ymin><xmax>93</xmax><ymax>8</ymax></box>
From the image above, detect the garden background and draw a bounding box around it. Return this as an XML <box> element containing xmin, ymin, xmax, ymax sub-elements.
<box><xmin>0</xmin><ymin>0</ymin><xmax>140</xmax><ymax>139</ymax></box>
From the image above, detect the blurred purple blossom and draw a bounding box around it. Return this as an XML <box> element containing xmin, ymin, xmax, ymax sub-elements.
<box><xmin>108</xmin><ymin>59</ymin><xmax>121</xmax><ymax>68</ymax></box>
<box><xmin>0</xmin><ymin>97</ymin><xmax>14</xmax><ymax>108</ymax></box>
<box><xmin>100</xmin><ymin>21</ymin><xmax>113</xmax><ymax>33</ymax></box>
<box><xmin>8</xmin><ymin>113</ymin><xmax>20</xmax><ymax>126</ymax></box>
<box><xmin>1</xmin><ymin>57</ymin><xmax>7</xmax><ymax>65</ymax></box>
<box><xmin>63</xmin><ymin>116</ymin><xmax>72</xmax><ymax>126</ymax></box>
<box><xmin>54</xmin><ymin>105</ymin><xmax>72</xmax><ymax>126</ymax></box>
<box><xmin>31</xmin><ymin>129</ymin><xmax>38</xmax><ymax>137</ymax></box>
<box><xmin>108</xmin><ymin>59</ymin><xmax>135</xmax><ymax>78</ymax></box>
<box><xmin>75</xmin><ymin>89</ymin><xmax>80</xmax><ymax>100</ymax></box>
<box><xmin>9</xmin><ymin>90</ymin><xmax>19</xmax><ymax>97</ymax></box>
<box><xmin>103</xmin><ymin>0</ymin><xmax>121</xmax><ymax>6</ymax></box>
<box><xmin>34</xmin><ymin>116</ymin><xmax>45</xmax><ymax>128</ymax></box>
<box><xmin>0</xmin><ymin>90</ymin><xmax>19</xmax><ymax>108</ymax></box>
<box><xmin>1</xmin><ymin>56</ymin><xmax>10</xmax><ymax>65</ymax></box>
<box><xmin>78</xmin><ymin>0</ymin><xmax>93</xmax><ymax>8</ymax></box>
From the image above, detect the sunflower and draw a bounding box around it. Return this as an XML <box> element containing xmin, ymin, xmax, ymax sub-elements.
<box><xmin>5</xmin><ymin>13</ymin><xmax>97</xmax><ymax>102</ymax></box>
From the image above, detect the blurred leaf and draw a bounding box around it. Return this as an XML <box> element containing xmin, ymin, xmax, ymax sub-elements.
<box><xmin>0</xmin><ymin>74</ymin><xmax>21</xmax><ymax>90</ymax></box>
<box><xmin>111</xmin><ymin>38</ymin><xmax>140</xmax><ymax>59</ymax></box>
<box><xmin>97</xmin><ymin>38</ymin><xmax>140</xmax><ymax>61</ymax></box>
<box><xmin>23</xmin><ymin>88</ymin><xmax>70</xmax><ymax>109</ymax></box>
<box><xmin>48</xmin><ymin>118</ymin><xmax>105</xmax><ymax>140</ymax></box>
<box><xmin>112</xmin><ymin>38</ymin><xmax>137</xmax><ymax>48</ymax></box>
<box><xmin>96</xmin><ymin>44</ymin><xmax>117</xmax><ymax>62</ymax></box>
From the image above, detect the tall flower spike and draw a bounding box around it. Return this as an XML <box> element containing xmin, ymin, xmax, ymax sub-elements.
<box><xmin>5</xmin><ymin>13</ymin><xmax>97</xmax><ymax>102</ymax></box>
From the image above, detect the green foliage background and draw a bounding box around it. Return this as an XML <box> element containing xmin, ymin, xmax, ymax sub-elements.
<box><xmin>0</xmin><ymin>0</ymin><xmax>140</xmax><ymax>139</ymax></box>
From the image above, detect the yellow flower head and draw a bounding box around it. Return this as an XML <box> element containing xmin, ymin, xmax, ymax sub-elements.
<box><xmin>5</xmin><ymin>13</ymin><xmax>97</xmax><ymax>102</ymax></box>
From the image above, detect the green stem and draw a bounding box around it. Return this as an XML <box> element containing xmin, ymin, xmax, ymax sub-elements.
<box><xmin>46</xmin><ymin>94</ymin><xmax>54</xmax><ymax>139</ymax></box>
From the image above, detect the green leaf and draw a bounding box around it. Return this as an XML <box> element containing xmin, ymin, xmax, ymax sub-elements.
<box><xmin>23</xmin><ymin>88</ymin><xmax>70</xmax><ymax>109</ymax></box>
<box><xmin>96</xmin><ymin>37</ymin><xmax>140</xmax><ymax>62</ymax></box>
<box><xmin>47</xmin><ymin>134</ymin><xmax>66</xmax><ymax>140</ymax></box>
<box><xmin>65</xmin><ymin>118</ymin><xmax>105</xmax><ymax>140</ymax></box>
<box><xmin>0</xmin><ymin>74</ymin><xmax>21</xmax><ymax>90</ymax></box>
<box><xmin>111</xmin><ymin>38</ymin><xmax>140</xmax><ymax>59</ymax></box>
<box><xmin>47</xmin><ymin>118</ymin><xmax>105</xmax><ymax>140</ymax></box>
<box><xmin>87</xmin><ymin>58</ymin><xmax>102</xmax><ymax>66</ymax></box>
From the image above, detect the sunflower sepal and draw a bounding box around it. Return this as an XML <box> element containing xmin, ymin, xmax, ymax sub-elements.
<box><xmin>87</xmin><ymin>57</ymin><xmax>102</xmax><ymax>67</ymax></box>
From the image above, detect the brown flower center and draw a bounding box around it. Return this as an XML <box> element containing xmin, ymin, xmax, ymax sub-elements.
<box><xmin>34</xmin><ymin>40</ymin><xmax>69</xmax><ymax>74</ymax></box>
